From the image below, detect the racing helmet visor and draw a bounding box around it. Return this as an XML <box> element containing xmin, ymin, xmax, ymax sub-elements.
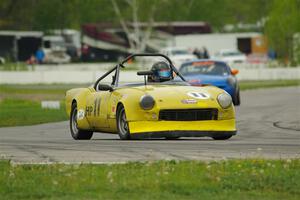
<box><xmin>158</xmin><ymin>69</ymin><xmax>171</xmax><ymax>78</ymax></box>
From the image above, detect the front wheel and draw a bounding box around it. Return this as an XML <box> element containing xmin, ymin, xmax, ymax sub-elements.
<box><xmin>70</xmin><ymin>103</ymin><xmax>93</xmax><ymax>140</ymax></box>
<box><xmin>117</xmin><ymin>105</ymin><xmax>131</xmax><ymax>140</ymax></box>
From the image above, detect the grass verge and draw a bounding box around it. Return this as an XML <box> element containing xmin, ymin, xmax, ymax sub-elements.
<box><xmin>239</xmin><ymin>79</ymin><xmax>300</xmax><ymax>90</ymax></box>
<box><xmin>0</xmin><ymin>159</ymin><xmax>299</xmax><ymax>200</ymax></box>
<box><xmin>0</xmin><ymin>99</ymin><xmax>67</xmax><ymax>127</ymax></box>
<box><xmin>0</xmin><ymin>62</ymin><xmax>29</xmax><ymax>71</ymax></box>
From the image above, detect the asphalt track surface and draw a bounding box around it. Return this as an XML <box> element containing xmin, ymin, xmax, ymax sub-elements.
<box><xmin>0</xmin><ymin>87</ymin><xmax>299</xmax><ymax>164</ymax></box>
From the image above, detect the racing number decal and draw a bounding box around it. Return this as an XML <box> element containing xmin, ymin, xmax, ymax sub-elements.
<box><xmin>187</xmin><ymin>92</ymin><xmax>210</xmax><ymax>99</ymax></box>
<box><xmin>94</xmin><ymin>99</ymin><xmax>97</xmax><ymax>116</ymax></box>
<box><xmin>86</xmin><ymin>97</ymin><xmax>101</xmax><ymax>117</ymax></box>
<box><xmin>94</xmin><ymin>97</ymin><xmax>101</xmax><ymax>117</ymax></box>
<box><xmin>85</xmin><ymin>106</ymin><xmax>93</xmax><ymax>117</ymax></box>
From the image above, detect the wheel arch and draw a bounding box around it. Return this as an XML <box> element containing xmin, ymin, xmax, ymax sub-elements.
<box><xmin>116</xmin><ymin>102</ymin><xmax>124</xmax><ymax>112</ymax></box>
<box><xmin>116</xmin><ymin>102</ymin><xmax>125</xmax><ymax>119</ymax></box>
<box><xmin>72</xmin><ymin>99</ymin><xmax>77</xmax><ymax>106</ymax></box>
<box><xmin>68</xmin><ymin>89</ymin><xmax>92</xmax><ymax>130</ymax></box>
<box><xmin>115</xmin><ymin>101</ymin><xmax>131</xmax><ymax>140</ymax></box>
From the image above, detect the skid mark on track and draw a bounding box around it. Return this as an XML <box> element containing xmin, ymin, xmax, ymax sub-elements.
<box><xmin>273</xmin><ymin>121</ymin><xmax>300</xmax><ymax>132</ymax></box>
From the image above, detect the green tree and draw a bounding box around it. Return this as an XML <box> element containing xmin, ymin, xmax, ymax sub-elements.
<box><xmin>265</xmin><ymin>0</ymin><xmax>300</xmax><ymax>64</ymax></box>
<box><xmin>32</xmin><ymin>0</ymin><xmax>116</xmax><ymax>31</ymax></box>
<box><xmin>0</xmin><ymin>0</ymin><xmax>38</xmax><ymax>30</ymax></box>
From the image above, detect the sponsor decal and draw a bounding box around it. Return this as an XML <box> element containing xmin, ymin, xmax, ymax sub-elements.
<box><xmin>192</xmin><ymin>61</ymin><xmax>214</xmax><ymax>66</ymax></box>
<box><xmin>77</xmin><ymin>109</ymin><xmax>85</xmax><ymax>120</ymax></box>
<box><xmin>85</xmin><ymin>105</ymin><xmax>93</xmax><ymax>116</ymax></box>
<box><xmin>85</xmin><ymin>97</ymin><xmax>101</xmax><ymax>117</ymax></box>
<box><xmin>188</xmin><ymin>79</ymin><xmax>200</xmax><ymax>84</ymax></box>
<box><xmin>181</xmin><ymin>99</ymin><xmax>197</xmax><ymax>104</ymax></box>
<box><xmin>95</xmin><ymin>97</ymin><xmax>101</xmax><ymax>116</ymax></box>
<box><xmin>187</xmin><ymin>92</ymin><xmax>210</xmax><ymax>99</ymax></box>
<box><xmin>152</xmin><ymin>113</ymin><xmax>157</xmax><ymax>119</ymax></box>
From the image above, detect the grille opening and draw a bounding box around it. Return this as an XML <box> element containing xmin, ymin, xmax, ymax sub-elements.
<box><xmin>159</xmin><ymin>109</ymin><xmax>218</xmax><ymax>121</ymax></box>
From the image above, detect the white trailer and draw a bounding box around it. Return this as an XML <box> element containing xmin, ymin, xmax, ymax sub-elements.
<box><xmin>168</xmin><ymin>32</ymin><xmax>265</xmax><ymax>56</ymax></box>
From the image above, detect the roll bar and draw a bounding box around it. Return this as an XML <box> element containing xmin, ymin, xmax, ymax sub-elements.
<box><xmin>93</xmin><ymin>53</ymin><xmax>186</xmax><ymax>90</ymax></box>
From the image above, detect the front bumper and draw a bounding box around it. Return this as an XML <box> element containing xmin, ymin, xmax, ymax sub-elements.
<box><xmin>130</xmin><ymin>130</ymin><xmax>236</xmax><ymax>139</ymax></box>
<box><xmin>128</xmin><ymin>119</ymin><xmax>236</xmax><ymax>137</ymax></box>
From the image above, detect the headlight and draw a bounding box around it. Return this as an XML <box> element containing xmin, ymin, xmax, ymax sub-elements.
<box><xmin>140</xmin><ymin>95</ymin><xmax>155</xmax><ymax>110</ymax></box>
<box><xmin>217</xmin><ymin>93</ymin><xmax>232</xmax><ymax>109</ymax></box>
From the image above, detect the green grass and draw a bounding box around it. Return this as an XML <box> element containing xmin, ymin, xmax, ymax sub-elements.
<box><xmin>0</xmin><ymin>99</ymin><xmax>67</xmax><ymax>127</ymax></box>
<box><xmin>0</xmin><ymin>62</ymin><xmax>29</xmax><ymax>71</ymax></box>
<box><xmin>239</xmin><ymin>79</ymin><xmax>300</xmax><ymax>90</ymax></box>
<box><xmin>0</xmin><ymin>84</ymin><xmax>86</xmax><ymax>127</ymax></box>
<box><xmin>0</xmin><ymin>159</ymin><xmax>299</xmax><ymax>200</ymax></box>
<box><xmin>0</xmin><ymin>83</ymin><xmax>88</xmax><ymax>95</ymax></box>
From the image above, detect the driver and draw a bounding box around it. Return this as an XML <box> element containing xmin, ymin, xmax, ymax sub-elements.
<box><xmin>148</xmin><ymin>61</ymin><xmax>172</xmax><ymax>82</ymax></box>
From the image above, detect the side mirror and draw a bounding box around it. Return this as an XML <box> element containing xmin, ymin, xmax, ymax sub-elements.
<box><xmin>137</xmin><ymin>71</ymin><xmax>153</xmax><ymax>76</ymax></box>
<box><xmin>137</xmin><ymin>71</ymin><xmax>154</xmax><ymax>86</ymax></box>
<box><xmin>231</xmin><ymin>69</ymin><xmax>239</xmax><ymax>75</ymax></box>
<box><xmin>98</xmin><ymin>84</ymin><xmax>113</xmax><ymax>91</ymax></box>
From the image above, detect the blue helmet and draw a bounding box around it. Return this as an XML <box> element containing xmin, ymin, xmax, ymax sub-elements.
<box><xmin>150</xmin><ymin>61</ymin><xmax>172</xmax><ymax>82</ymax></box>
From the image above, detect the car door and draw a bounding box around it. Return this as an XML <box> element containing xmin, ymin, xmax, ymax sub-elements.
<box><xmin>85</xmin><ymin>90</ymin><xmax>111</xmax><ymax>129</ymax></box>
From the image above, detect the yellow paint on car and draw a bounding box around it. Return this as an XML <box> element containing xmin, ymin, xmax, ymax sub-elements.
<box><xmin>65</xmin><ymin>84</ymin><xmax>236</xmax><ymax>134</ymax></box>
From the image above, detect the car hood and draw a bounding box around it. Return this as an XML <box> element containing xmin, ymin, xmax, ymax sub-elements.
<box><xmin>117</xmin><ymin>84</ymin><xmax>225</xmax><ymax>109</ymax></box>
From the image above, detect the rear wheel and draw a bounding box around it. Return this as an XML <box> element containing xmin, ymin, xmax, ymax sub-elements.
<box><xmin>70</xmin><ymin>103</ymin><xmax>93</xmax><ymax>140</ymax></box>
<box><xmin>117</xmin><ymin>105</ymin><xmax>131</xmax><ymax>140</ymax></box>
<box><xmin>212</xmin><ymin>134</ymin><xmax>232</xmax><ymax>140</ymax></box>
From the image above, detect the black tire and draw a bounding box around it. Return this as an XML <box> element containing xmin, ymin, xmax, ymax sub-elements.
<box><xmin>117</xmin><ymin>105</ymin><xmax>131</xmax><ymax>140</ymax></box>
<box><xmin>233</xmin><ymin>89</ymin><xmax>240</xmax><ymax>106</ymax></box>
<box><xmin>212</xmin><ymin>134</ymin><xmax>233</xmax><ymax>140</ymax></box>
<box><xmin>70</xmin><ymin>103</ymin><xmax>93</xmax><ymax>140</ymax></box>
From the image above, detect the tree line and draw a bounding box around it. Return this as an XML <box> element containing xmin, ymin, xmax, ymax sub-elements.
<box><xmin>0</xmin><ymin>0</ymin><xmax>273</xmax><ymax>31</ymax></box>
<box><xmin>0</xmin><ymin>0</ymin><xmax>299</xmax><ymax>64</ymax></box>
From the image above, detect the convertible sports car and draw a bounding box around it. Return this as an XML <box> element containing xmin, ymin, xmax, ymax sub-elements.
<box><xmin>179</xmin><ymin>60</ymin><xmax>240</xmax><ymax>105</ymax></box>
<box><xmin>65</xmin><ymin>54</ymin><xmax>236</xmax><ymax>140</ymax></box>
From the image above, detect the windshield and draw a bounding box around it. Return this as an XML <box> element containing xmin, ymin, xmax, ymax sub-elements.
<box><xmin>180</xmin><ymin>61</ymin><xmax>230</xmax><ymax>76</ymax></box>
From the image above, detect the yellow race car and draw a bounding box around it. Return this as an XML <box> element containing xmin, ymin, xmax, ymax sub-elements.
<box><xmin>65</xmin><ymin>53</ymin><xmax>236</xmax><ymax>140</ymax></box>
